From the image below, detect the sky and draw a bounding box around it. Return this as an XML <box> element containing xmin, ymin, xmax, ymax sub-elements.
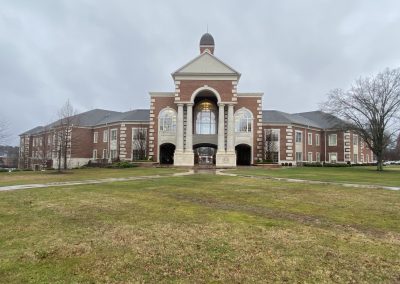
<box><xmin>1</xmin><ymin>0</ymin><xmax>400</xmax><ymax>145</ymax></box>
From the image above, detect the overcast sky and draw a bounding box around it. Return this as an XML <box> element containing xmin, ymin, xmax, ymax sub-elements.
<box><xmin>1</xmin><ymin>0</ymin><xmax>400</xmax><ymax>145</ymax></box>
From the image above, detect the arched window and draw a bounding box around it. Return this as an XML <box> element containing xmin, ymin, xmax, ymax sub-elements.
<box><xmin>235</xmin><ymin>109</ymin><xmax>252</xmax><ymax>132</ymax></box>
<box><xmin>159</xmin><ymin>108</ymin><xmax>176</xmax><ymax>132</ymax></box>
<box><xmin>195</xmin><ymin>100</ymin><xmax>217</xmax><ymax>134</ymax></box>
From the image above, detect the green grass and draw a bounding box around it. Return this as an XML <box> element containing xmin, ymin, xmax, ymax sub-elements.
<box><xmin>0</xmin><ymin>174</ymin><xmax>399</xmax><ymax>283</ymax></box>
<box><xmin>0</xmin><ymin>167</ymin><xmax>183</xmax><ymax>187</ymax></box>
<box><xmin>228</xmin><ymin>165</ymin><xmax>400</xmax><ymax>187</ymax></box>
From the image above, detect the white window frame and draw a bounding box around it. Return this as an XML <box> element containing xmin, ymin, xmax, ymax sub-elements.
<box><xmin>110</xmin><ymin>149</ymin><xmax>117</xmax><ymax>160</ymax></box>
<box><xmin>295</xmin><ymin>152</ymin><xmax>302</xmax><ymax>162</ymax></box>
<box><xmin>93</xmin><ymin>149</ymin><xmax>97</xmax><ymax>159</ymax></box>
<box><xmin>316</xmin><ymin>134</ymin><xmax>320</xmax><ymax>146</ymax></box>
<box><xmin>93</xmin><ymin>132</ymin><xmax>98</xmax><ymax>143</ymax></box>
<box><xmin>264</xmin><ymin>129</ymin><xmax>280</xmax><ymax>162</ymax></box>
<box><xmin>328</xmin><ymin>134</ymin><xmax>337</xmax><ymax>146</ymax></box>
<box><xmin>102</xmin><ymin>149</ymin><xmax>107</xmax><ymax>159</ymax></box>
<box><xmin>353</xmin><ymin>134</ymin><xmax>358</xmax><ymax>146</ymax></box>
<box><xmin>159</xmin><ymin>108</ymin><xmax>177</xmax><ymax>133</ymax></box>
<box><xmin>329</xmin><ymin>152</ymin><xmax>337</xmax><ymax>163</ymax></box>
<box><xmin>353</xmin><ymin>153</ymin><xmax>358</xmax><ymax>163</ymax></box>
<box><xmin>316</xmin><ymin>152</ymin><xmax>320</xmax><ymax>162</ymax></box>
<box><xmin>234</xmin><ymin>108</ymin><xmax>253</xmax><ymax>133</ymax></box>
<box><xmin>110</xmin><ymin>129</ymin><xmax>118</xmax><ymax>141</ymax></box>
<box><xmin>295</xmin><ymin>131</ymin><xmax>302</xmax><ymax>143</ymax></box>
<box><xmin>103</xmin><ymin>130</ymin><xmax>108</xmax><ymax>142</ymax></box>
<box><xmin>308</xmin><ymin>152</ymin><xmax>313</xmax><ymax>162</ymax></box>
<box><xmin>308</xmin><ymin>133</ymin><xmax>312</xmax><ymax>145</ymax></box>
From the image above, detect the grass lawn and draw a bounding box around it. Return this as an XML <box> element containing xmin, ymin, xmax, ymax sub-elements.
<box><xmin>228</xmin><ymin>165</ymin><xmax>400</xmax><ymax>187</ymax></box>
<box><xmin>0</xmin><ymin>174</ymin><xmax>399</xmax><ymax>282</ymax></box>
<box><xmin>0</xmin><ymin>167</ymin><xmax>183</xmax><ymax>187</ymax></box>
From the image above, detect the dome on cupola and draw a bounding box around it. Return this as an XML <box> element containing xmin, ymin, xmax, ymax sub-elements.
<box><xmin>199</xmin><ymin>33</ymin><xmax>215</xmax><ymax>54</ymax></box>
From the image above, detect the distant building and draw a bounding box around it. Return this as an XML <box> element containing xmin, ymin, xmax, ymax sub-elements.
<box><xmin>19</xmin><ymin>33</ymin><xmax>375</xmax><ymax>169</ymax></box>
<box><xmin>0</xmin><ymin>146</ymin><xmax>19</xmax><ymax>168</ymax></box>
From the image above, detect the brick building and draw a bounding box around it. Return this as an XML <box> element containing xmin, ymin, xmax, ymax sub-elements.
<box><xmin>19</xmin><ymin>33</ymin><xmax>374</xmax><ymax>169</ymax></box>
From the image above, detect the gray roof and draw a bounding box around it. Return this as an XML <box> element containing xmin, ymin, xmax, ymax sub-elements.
<box><xmin>21</xmin><ymin>126</ymin><xmax>44</xmax><ymax>136</ymax></box>
<box><xmin>263</xmin><ymin>110</ymin><xmax>345</xmax><ymax>129</ymax></box>
<box><xmin>22</xmin><ymin>108</ymin><xmax>345</xmax><ymax>136</ymax></box>
<box><xmin>20</xmin><ymin>109</ymin><xmax>150</xmax><ymax>136</ymax></box>
<box><xmin>200</xmin><ymin>33</ymin><xmax>215</xmax><ymax>46</ymax></box>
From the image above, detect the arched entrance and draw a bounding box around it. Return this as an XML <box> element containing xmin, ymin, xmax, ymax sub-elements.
<box><xmin>236</xmin><ymin>144</ymin><xmax>251</xmax><ymax>165</ymax></box>
<box><xmin>159</xmin><ymin>143</ymin><xmax>175</xmax><ymax>164</ymax></box>
<box><xmin>194</xmin><ymin>143</ymin><xmax>217</xmax><ymax>165</ymax></box>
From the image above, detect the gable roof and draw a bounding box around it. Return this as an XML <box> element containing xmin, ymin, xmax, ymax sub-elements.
<box><xmin>172</xmin><ymin>51</ymin><xmax>241</xmax><ymax>77</ymax></box>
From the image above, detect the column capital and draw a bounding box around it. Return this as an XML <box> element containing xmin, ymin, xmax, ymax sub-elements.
<box><xmin>217</xmin><ymin>103</ymin><xmax>225</xmax><ymax>107</ymax></box>
<box><xmin>177</xmin><ymin>103</ymin><xmax>184</xmax><ymax>107</ymax></box>
<box><xmin>186</xmin><ymin>103</ymin><xmax>194</xmax><ymax>107</ymax></box>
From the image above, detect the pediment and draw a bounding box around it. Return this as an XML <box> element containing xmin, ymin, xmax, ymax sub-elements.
<box><xmin>173</xmin><ymin>52</ymin><xmax>240</xmax><ymax>76</ymax></box>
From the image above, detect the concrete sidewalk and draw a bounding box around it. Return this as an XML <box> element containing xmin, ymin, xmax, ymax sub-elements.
<box><xmin>216</xmin><ymin>170</ymin><xmax>400</xmax><ymax>191</ymax></box>
<box><xmin>0</xmin><ymin>170</ymin><xmax>194</xmax><ymax>192</ymax></box>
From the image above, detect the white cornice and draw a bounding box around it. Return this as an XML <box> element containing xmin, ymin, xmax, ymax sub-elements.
<box><xmin>237</xmin><ymin>92</ymin><xmax>264</xmax><ymax>97</ymax></box>
<box><xmin>149</xmin><ymin>92</ymin><xmax>174</xmax><ymax>97</ymax></box>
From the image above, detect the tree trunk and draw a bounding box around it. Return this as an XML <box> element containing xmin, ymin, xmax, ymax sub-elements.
<box><xmin>376</xmin><ymin>155</ymin><xmax>383</xmax><ymax>171</ymax></box>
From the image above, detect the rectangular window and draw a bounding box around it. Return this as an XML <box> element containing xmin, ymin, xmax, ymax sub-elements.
<box><xmin>110</xmin><ymin>149</ymin><xmax>117</xmax><ymax>160</ymax></box>
<box><xmin>353</xmin><ymin>153</ymin><xmax>358</xmax><ymax>163</ymax></box>
<box><xmin>361</xmin><ymin>154</ymin><xmax>364</xmax><ymax>163</ymax></box>
<box><xmin>329</xmin><ymin>153</ymin><xmax>337</xmax><ymax>163</ymax></box>
<box><xmin>295</xmin><ymin>152</ymin><xmax>302</xmax><ymax>162</ymax></box>
<box><xmin>102</xmin><ymin>149</ymin><xmax>107</xmax><ymax>159</ymax></box>
<box><xmin>308</xmin><ymin>133</ymin><xmax>312</xmax><ymax>145</ymax></box>
<box><xmin>328</xmin><ymin>134</ymin><xmax>337</xmax><ymax>146</ymax></box>
<box><xmin>353</xmin><ymin>134</ymin><xmax>358</xmax><ymax>146</ymax></box>
<box><xmin>132</xmin><ymin>127</ymin><xmax>147</xmax><ymax>161</ymax></box>
<box><xmin>93</xmin><ymin>132</ymin><xmax>98</xmax><ymax>143</ymax></box>
<box><xmin>366</xmin><ymin>154</ymin><xmax>369</xmax><ymax>163</ymax></box>
<box><xmin>265</xmin><ymin>129</ymin><xmax>279</xmax><ymax>163</ymax></box>
<box><xmin>265</xmin><ymin>129</ymin><xmax>279</xmax><ymax>142</ymax></box>
<box><xmin>316</xmin><ymin>134</ymin><xmax>320</xmax><ymax>146</ymax></box>
<box><xmin>103</xmin><ymin>130</ymin><xmax>108</xmax><ymax>142</ymax></box>
<box><xmin>93</xmin><ymin>149</ymin><xmax>97</xmax><ymax>159</ymax></box>
<box><xmin>316</xmin><ymin>152</ymin><xmax>320</xmax><ymax>162</ymax></box>
<box><xmin>295</xmin><ymin>131</ymin><xmax>302</xmax><ymax>143</ymax></box>
<box><xmin>111</xmin><ymin>129</ymin><xmax>117</xmax><ymax>141</ymax></box>
<box><xmin>308</xmin><ymin>152</ymin><xmax>313</xmax><ymax>162</ymax></box>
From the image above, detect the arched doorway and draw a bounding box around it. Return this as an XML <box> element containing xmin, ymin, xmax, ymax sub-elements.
<box><xmin>194</xmin><ymin>143</ymin><xmax>217</xmax><ymax>165</ymax></box>
<box><xmin>236</xmin><ymin>144</ymin><xmax>251</xmax><ymax>165</ymax></box>
<box><xmin>159</xmin><ymin>143</ymin><xmax>175</xmax><ymax>164</ymax></box>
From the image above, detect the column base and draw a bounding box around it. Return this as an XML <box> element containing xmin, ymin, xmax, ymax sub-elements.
<box><xmin>174</xmin><ymin>151</ymin><xmax>194</xmax><ymax>166</ymax></box>
<box><xmin>216</xmin><ymin>151</ymin><xmax>237</xmax><ymax>167</ymax></box>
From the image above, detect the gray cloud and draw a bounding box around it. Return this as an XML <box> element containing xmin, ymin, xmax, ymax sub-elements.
<box><xmin>1</xmin><ymin>0</ymin><xmax>400</xmax><ymax>145</ymax></box>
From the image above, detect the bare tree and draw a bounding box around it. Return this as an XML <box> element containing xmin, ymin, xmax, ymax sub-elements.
<box><xmin>56</xmin><ymin>100</ymin><xmax>77</xmax><ymax>171</ymax></box>
<box><xmin>265</xmin><ymin>129</ymin><xmax>278</xmax><ymax>163</ymax></box>
<box><xmin>324</xmin><ymin>68</ymin><xmax>400</xmax><ymax>171</ymax></box>
<box><xmin>132</xmin><ymin>125</ymin><xmax>147</xmax><ymax>161</ymax></box>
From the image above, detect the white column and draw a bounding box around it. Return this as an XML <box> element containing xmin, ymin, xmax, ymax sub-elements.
<box><xmin>227</xmin><ymin>104</ymin><xmax>235</xmax><ymax>152</ymax></box>
<box><xmin>185</xmin><ymin>103</ymin><xmax>193</xmax><ymax>152</ymax></box>
<box><xmin>218</xmin><ymin>103</ymin><xmax>225</xmax><ymax>153</ymax></box>
<box><xmin>176</xmin><ymin>103</ymin><xmax>184</xmax><ymax>152</ymax></box>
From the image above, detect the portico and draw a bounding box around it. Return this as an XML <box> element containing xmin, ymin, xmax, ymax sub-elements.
<box><xmin>150</xmin><ymin>32</ymin><xmax>262</xmax><ymax>167</ymax></box>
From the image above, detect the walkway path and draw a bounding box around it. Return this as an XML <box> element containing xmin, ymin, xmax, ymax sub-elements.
<box><xmin>0</xmin><ymin>170</ymin><xmax>194</xmax><ymax>192</ymax></box>
<box><xmin>216</xmin><ymin>170</ymin><xmax>400</xmax><ymax>191</ymax></box>
<box><xmin>1</xmin><ymin>169</ymin><xmax>399</xmax><ymax>192</ymax></box>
